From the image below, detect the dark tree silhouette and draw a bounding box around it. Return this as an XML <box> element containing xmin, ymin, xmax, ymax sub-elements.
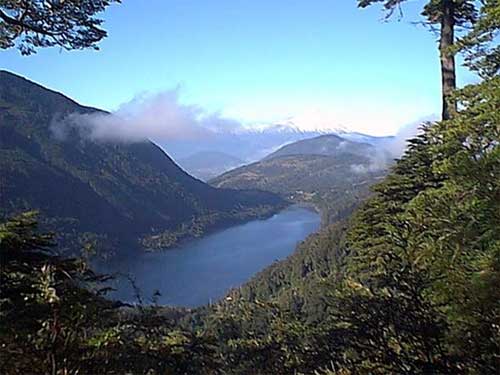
<box><xmin>0</xmin><ymin>0</ymin><xmax>120</xmax><ymax>55</ymax></box>
<box><xmin>358</xmin><ymin>0</ymin><xmax>478</xmax><ymax>120</ymax></box>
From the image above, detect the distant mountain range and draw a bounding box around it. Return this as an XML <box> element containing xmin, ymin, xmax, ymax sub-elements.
<box><xmin>163</xmin><ymin>125</ymin><xmax>394</xmax><ymax>179</ymax></box>
<box><xmin>263</xmin><ymin>133</ymin><xmax>377</xmax><ymax>160</ymax></box>
<box><xmin>177</xmin><ymin>151</ymin><xmax>245</xmax><ymax>181</ymax></box>
<box><xmin>0</xmin><ymin>71</ymin><xmax>285</xmax><ymax>254</ymax></box>
<box><xmin>163</xmin><ymin>128</ymin><xmax>394</xmax><ymax>160</ymax></box>
<box><xmin>210</xmin><ymin>133</ymin><xmax>391</xmax><ymax>225</ymax></box>
<box><xmin>160</xmin><ymin>127</ymin><xmax>328</xmax><ymax>163</ymax></box>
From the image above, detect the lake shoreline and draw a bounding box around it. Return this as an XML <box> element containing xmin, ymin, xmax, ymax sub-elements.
<box><xmin>141</xmin><ymin>201</ymin><xmax>290</xmax><ymax>252</ymax></box>
<box><xmin>96</xmin><ymin>205</ymin><xmax>321</xmax><ymax>308</ymax></box>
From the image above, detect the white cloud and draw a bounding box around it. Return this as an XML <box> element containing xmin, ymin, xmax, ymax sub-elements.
<box><xmin>51</xmin><ymin>90</ymin><xmax>242</xmax><ymax>143</ymax></box>
<box><xmin>222</xmin><ymin>94</ymin><xmax>436</xmax><ymax>136</ymax></box>
<box><xmin>382</xmin><ymin>114</ymin><xmax>438</xmax><ymax>157</ymax></box>
<box><xmin>350</xmin><ymin>114</ymin><xmax>438</xmax><ymax>174</ymax></box>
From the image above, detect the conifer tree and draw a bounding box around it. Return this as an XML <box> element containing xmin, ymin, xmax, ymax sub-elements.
<box><xmin>0</xmin><ymin>0</ymin><xmax>120</xmax><ymax>54</ymax></box>
<box><xmin>357</xmin><ymin>0</ymin><xmax>478</xmax><ymax>120</ymax></box>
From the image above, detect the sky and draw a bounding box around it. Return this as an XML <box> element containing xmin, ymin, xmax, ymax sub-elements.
<box><xmin>1</xmin><ymin>0</ymin><xmax>478</xmax><ymax>136</ymax></box>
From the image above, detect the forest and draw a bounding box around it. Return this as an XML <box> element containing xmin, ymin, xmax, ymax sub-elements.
<box><xmin>1</xmin><ymin>0</ymin><xmax>499</xmax><ymax>374</ymax></box>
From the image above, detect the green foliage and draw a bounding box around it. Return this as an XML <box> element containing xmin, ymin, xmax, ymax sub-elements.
<box><xmin>458</xmin><ymin>0</ymin><xmax>500</xmax><ymax>77</ymax></box>
<box><xmin>0</xmin><ymin>211</ymin><xmax>109</xmax><ymax>374</ymax></box>
<box><xmin>357</xmin><ymin>0</ymin><xmax>477</xmax><ymax>25</ymax></box>
<box><xmin>0</xmin><ymin>70</ymin><xmax>285</xmax><ymax>255</ymax></box>
<box><xmin>0</xmin><ymin>212</ymin><xmax>219</xmax><ymax>374</ymax></box>
<box><xmin>1</xmin><ymin>78</ymin><xmax>498</xmax><ymax>374</ymax></box>
<box><xmin>328</xmin><ymin>76</ymin><xmax>500</xmax><ymax>373</ymax></box>
<box><xmin>234</xmin><ymin>221</ymin><xmax>349</xmax><ymax>322</ymax></box>
<box><xmin>202</xmin><ymin>76</ymin><xmax>499</xmax><ymax>374</ymax></box>
<box><xmin>0</xmin><ymin>0</ymin><xmax>120</xmax><ymax>54</ymax></box>
<box><xmin>1</xmin><ymin>3</ymin><xmax>498</xmax><ymax>373</ymax></box>
<box><xmin>211</xmin><ymin>151</ymin><xmax>387</xmax><ymax>226</ymax></box>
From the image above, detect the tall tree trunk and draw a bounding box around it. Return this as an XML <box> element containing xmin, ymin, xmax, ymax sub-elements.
<box><xmin>440</xmin><ymin>0</ymin><xmax>457</xmax><ymax>120</ymax></box>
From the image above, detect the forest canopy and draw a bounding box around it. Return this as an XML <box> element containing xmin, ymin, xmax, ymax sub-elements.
<box><xmin>0</xmin><ymin>0</ymin><xmax>498</xmax><ymax>374</ymax></box>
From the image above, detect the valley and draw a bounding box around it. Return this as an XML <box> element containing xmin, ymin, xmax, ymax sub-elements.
<box><xmin>0</xmin><ymin>71</ymin><xmax>286</xmax><ymax>255</ymax></box>
<box><xmin>0</xmin><ymin>70</ymin><xmax>393</xmax><ymax>306</ymax></box>
<box><xmin>96</xmin><ymin>205</ymin><xmax>320</xmax><ymax>307</ymax></box>
<box><xmin>211</xmin><ymin>135</ymin><xmax>391</xmax><ymax>225</ymax></box>
<box><xmin>1</xmin><ymin>1</ymin><xmax>498</xmax><ymax>372</ymax></box>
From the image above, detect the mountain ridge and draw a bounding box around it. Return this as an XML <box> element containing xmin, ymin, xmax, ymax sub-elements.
<box><xmin>176</xmin><ymin>150</ymin><xmax>245</xmax><ymax>181</ymax></box>
<box><xmin>263</xmin><ymin>133</ymin><xmax>378</xmax><ymax>161</ymax></box>
<box><xmin>210</xmin><ymin>148</ymin><xmax>388</xmax><ymax>225</ymax></box>
<box><xmin>0</xmin><ymin>70</ymin><xmax>285</xmax><ymax>254</ymax></box>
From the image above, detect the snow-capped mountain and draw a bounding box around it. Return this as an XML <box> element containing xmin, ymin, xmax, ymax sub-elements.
<box><xmin>240</xmin><ymin>118</ymin><xmax>350</xmax><ymax>135</ymax></box>
<box><xmin>162</xmin><ymin>124</ymin><xmax>331</xmax><ymax>163</ymax></box>
<box><xmin>161</xmin><ymin>120</ymin><xmax>394</xmax><ymax>178</ymax></box>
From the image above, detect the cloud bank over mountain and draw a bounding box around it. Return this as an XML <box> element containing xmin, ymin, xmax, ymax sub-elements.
<box><xmin>51</xmin><ymin>88</ymin><xmax>436</xmax><ymax>166</ymax></box>
<box><xmin>51</xmin><ymin>90</ymin><xmax>241</xmax><ymax>143</ymax></box>
<box><xmin>383</xmin><ymin>115</ymin><xmax>438</xmax><ymax>157</ymax></box>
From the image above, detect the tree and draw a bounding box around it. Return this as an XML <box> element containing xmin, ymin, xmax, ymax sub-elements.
<box><xmin>0</xmin><ymin>212</ymin><xmax>106</xmax><ymax>373</ymax></box>
<box><xmin>0</xmin><ymin>212</ymin><xmax>220</xmax><ymax>374</ymax></box>
<box><xmin>357</xmin><ymin>0</ymin><xmax>478</xmax><ymax>120</ymax></box>
<box><xmin>458</xmin><ymin>0</ymin><xmax>500</xmax><ymax>78</ymax></box>
<box><xmin>0</xmin><ymin>0</ymin><xmax>120</xmax><ymax>55</ymax></box>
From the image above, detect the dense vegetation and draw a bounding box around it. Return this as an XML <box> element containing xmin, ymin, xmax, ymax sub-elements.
<box><xmin>205</xmin><ymin>72</ymin><xmax>500</xmax><ymax>374</ymax></box>
<box><xmin>211</xmin><ymin>147</ymin><xmax>387</xmax><ymax>225</ymax></box>
<box><xmin>262</xmin><ymin>133</ymin><xmax>381</xmax><ymax>160</ymax></box>
<box><xmin>2</xmin><ymin>70</ymin><xmax>497</xmax><ymax>373</ymax></box>
<box><xmin>0</xmin><ymin>70</ymin><xmax>285</xmax><ymax>254</ymax></box>
<box><xmin>1</xmin><ymin>0</ymin><xmax>498</xmax><ymax>374</ymax></box>
<box><xmin>0</xmin><ymin>212</ymin><xmax>220</xmax><ymax>374</ymax></box>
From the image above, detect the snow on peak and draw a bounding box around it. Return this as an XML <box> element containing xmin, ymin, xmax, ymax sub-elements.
<box><xmin>239</xmin><ymin>117</ymin><xmax>352</xmax><ymax>135</ymax></box>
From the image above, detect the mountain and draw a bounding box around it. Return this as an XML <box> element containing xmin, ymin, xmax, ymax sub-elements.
<box><xmin>263</xmin><ymin>133</ymin><xmax>379</xmax><ymax>160</ymax></box>
<box><xmin>338</xmin><ymin>131</ymin><xmax>394</xmax><ymax>145</ymax></box>
<box><xmin>210</xmin><ymin>149</ymin><xmax>388</xmax><ymax>225</ymax></box>
<box><xmin>0</xmin><ymin>71</ymin><xmax>285</xmax><ymax>254</ymax></box>
<box><xmin>160</xmin><ymin>127</ymin><xmax>328</xmax><ymax>163</ymax></box>
<box><xmin>161</xmin><ymin>119</ymin><xmax>395</xmax><ymax>165</ymax></box>
<box><xmin>176</xmin><ymin>151</ymin><xmax>245</xmax><ymax>181</ymax></box>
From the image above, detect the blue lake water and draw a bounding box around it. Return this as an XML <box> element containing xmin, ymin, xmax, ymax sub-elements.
<box><xmin>98</xmin><ymin>205</ymin><xmax>320</xmax><ymax>307</ymax></box>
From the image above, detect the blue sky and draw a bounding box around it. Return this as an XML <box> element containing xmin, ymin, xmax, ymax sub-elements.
<box><xmin>1</xmin><ymin>0</ymin><xmax>478</xmax><ymax>135</ymax></box>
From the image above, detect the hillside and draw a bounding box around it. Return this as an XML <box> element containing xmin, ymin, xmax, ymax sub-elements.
<box><xmin>161</xmin><ymin>125</ymin><xmax>347</xmax><ymax>163</ymax></box>
<box><xmin>3</xmin><ymin>77</ymin><xmax>498</xmax><ymax>374</ymax></box>
<box><xmin>203</xmin><ymin>78</ymin><xmax>499</xmax><ymax>374</ymax></box>
<box><xmin>177</xmin><ymin>151</ymin><xmax>245</xmax><ymax>181</ymax></box>
<box><xmin>211</xmin><ymin>149</ymin><xmax>388</xmax><ymax>224</ymax></box>
<box><xmin>2</xmin><ymin>0</ymin><xmax>498</xmax><ymax>373</ymax></box>
<box><xmin>263</xmin><ymin>133</ymin><xmax>379</xmax><ymax>160</ymax></box>
<box><xmin>0</xmin><ymin>71</ymin><xmax>285</xmax><ymax>254</ymax></box>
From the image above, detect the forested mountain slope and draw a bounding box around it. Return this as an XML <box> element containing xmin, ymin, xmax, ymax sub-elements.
<box><xmin>211</xmin><ymin>150</ymin><xmax>388</xmax><ymax>225</ymax></box>
<box><xmin>1</xmin><ymin>71</ymin><xmax>498</xmax><ymax>375</ymax></box>
<box><xmin>0</xmin><ymin>71</ymin><xmax>284</xmax><ymax>253</ymax></box>
<box><xmin>206</xmin><ymin>76</ymin><xmax>500</xmax><ymax>374</ymax></box>
<box><xmin>2</xmin><ymin>0</ymin><xmax>499</xmax><ymax>373</ymax></box>
<box><xmin>263</xmin><ymin>133</ymin><xmax>378</xmax><ymax>160</ymax></box>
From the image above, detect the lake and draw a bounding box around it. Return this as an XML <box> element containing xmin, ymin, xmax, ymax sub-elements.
<box><xmin>97</xmin><ymin>205</ymin><xmax>320</xmax><ymax>307</ymax></box>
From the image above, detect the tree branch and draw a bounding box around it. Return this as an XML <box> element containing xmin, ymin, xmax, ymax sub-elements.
<box><xmin>0</xmin><ymin>9</ymin><xmax>63</xmax><ymax>37</ymax></box>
